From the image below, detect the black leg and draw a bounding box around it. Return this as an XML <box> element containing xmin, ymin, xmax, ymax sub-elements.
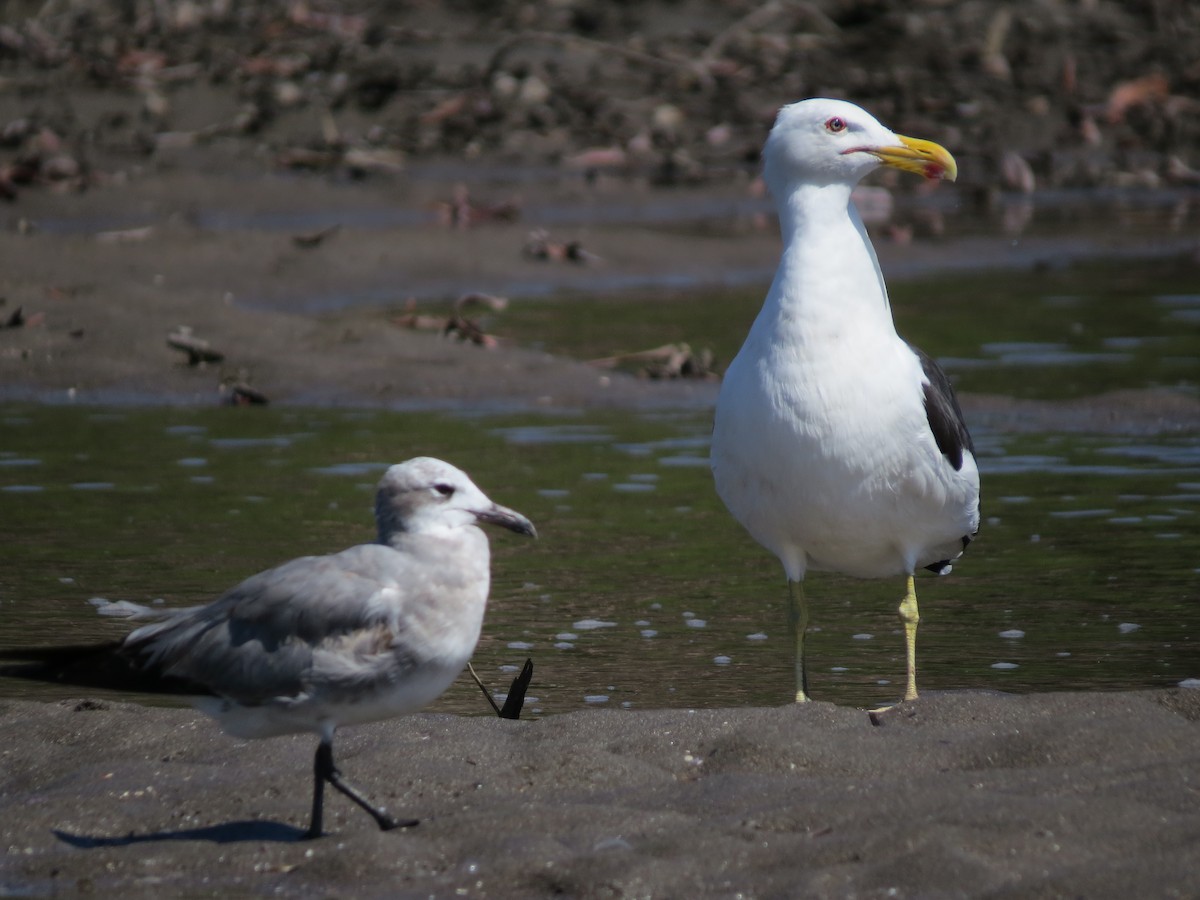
<box><xmin>304</xmin><ymin>742</ymin><xmax>329</xmax><ymax>840</ymax></box>
<box><xmin>307</xmin><ymin>737</ymin><xmax>416</xmax><ymax>837</ymax></box>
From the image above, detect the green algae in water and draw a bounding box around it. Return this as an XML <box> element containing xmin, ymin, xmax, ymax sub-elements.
<box><xmin>501</xmin><ymin>257</ymin><xmax>1200</xmax><ymax>401</ymax></box>
<box><xmin>2</xmin><ymin>404</ymin><xmax>1197</xmax><ymax>715</ymax></box>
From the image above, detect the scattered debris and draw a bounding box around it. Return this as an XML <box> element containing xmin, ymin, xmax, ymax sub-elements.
<box><xmin>443</xmin><ymin>315</ymin><xmax>499</xmax><ymax>348</ymax></box>
<box><xmin>1104</xmin><ymin>73</ymin><xmax>1170</xmax><ymax>124</ymax></box>
<box><xmin>590</xmin><ymin>343</ymin><xmax>718</xmax><ymax>380</ymax></box>
<box><xmin>0</xmin><ymin>306</ymin><xmax>42</xmax><ymax>329</ymax></box>
<box><xmin>292</xmin><ymin>225</ymin><xmax>340</xmax><ymax>249</ymax></box>
<box><xmin>1000</xmin><ymin>151</ymin><xmax>1036</xmax><ymax>194</ymax></box>
<box><xmin>390</xmin><ymin>306</ymin><xmax>446</xmax><ymax>332</ymax></box>
<box><xmin>563</xmin><ymin>147</ymin><xmax>630</xmax><ymax>176</ymax></box>
<box><xmin>95</xmin><ymin>225</ymin><xmax>155</xmax><ymax>245</ymax></box>
<box><xmin>275</xmin><ymin>147</ymin><xmax>340</xmax><ymax>172</ymax></box>
<box><xmin>434</xmin><ymin>185</ymin><xmax>521</xmax><ymax>230</ymax></box>
<box><xmin>523</xmin><ymin>229</ymin><xmax>600</xmax><ymax>264</ymax></box>
<box><xmin>275</xmin><ymin>144</ymin><xmax>405</xmax><ymax>179</ymax></box>
<box><xmin>391</xmin><ymin>293</ymin><xmax>508</xmax><ymax>348</ymax></box>
<box><xmin>341</xmin><ymin>147</ymin><xmax>406</xmax><ymax>177</ymax></box>
<box><xmin>454</xmin><ymin>292</ymin><xmax>509</xmax><ymax>315</ymax></box>
<box><xmin>167</xmin><ymin>327</ymin><xmax>225</xmax><ymax>366</ymax></box>
<box><xmin>1</xmin><ymin>306</ymin><xmax>24</xmax><ymax>329</ymax></box>
<box><xmin>225</xmin><ymin>383</ymin><xmax>270</xmax><ymax>406</ymax></box>
<box><xmin>1166</xmin><ymin>156</ymin><xmax>1200</xmax><ymax>186</ymax></box>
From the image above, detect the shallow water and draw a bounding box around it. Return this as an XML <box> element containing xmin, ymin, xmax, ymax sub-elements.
<box><xmin>502</xmin><ymin>256</ymin><xmax>1200</xmax><ymax>402</ymax></box>
<box><xmin>2</xmin><ymin>401</ymin><xmax>1197</xmax><ymax>716</ymax></box>
<box><xmin>3</xmin><ymin>249</ymin><xmax>1198</xmax><ymax>713</ymax></box>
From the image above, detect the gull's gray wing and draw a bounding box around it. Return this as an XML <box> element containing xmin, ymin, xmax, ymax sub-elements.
<box><xmin>123</xmin><ymin>543</ymin><xmax>446</xmax><ymax>704</ymax></box>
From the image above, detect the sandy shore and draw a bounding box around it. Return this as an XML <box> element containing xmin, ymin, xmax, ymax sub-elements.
<box><xmin>2</xmin><ymin>689</ymin><xmax>1199</xmax><ymax>897</ymax></box>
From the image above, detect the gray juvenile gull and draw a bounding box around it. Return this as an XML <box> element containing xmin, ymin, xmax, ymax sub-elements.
<box><xmin>1</xmin><ymin>457</ymin><xmax>536</xmax><ymax>839</ymax></box>
<box><xmin>710</xmin><ymin>98</ymin><xmax>980</xmax><ymax>705</ymax></box>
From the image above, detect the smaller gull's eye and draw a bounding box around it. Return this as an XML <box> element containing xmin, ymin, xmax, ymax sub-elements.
<box><xmin>825</xmin><ymin>117</ymin><xmax>847</xmax><ymax>133</ymax></box>
<box><xmin>433</xmin><ymin>483</ymin><xmax>455</xmax><ymax>497</ymax></box>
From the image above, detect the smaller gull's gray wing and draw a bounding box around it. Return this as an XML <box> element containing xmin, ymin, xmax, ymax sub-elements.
<box><xmin>123</xmin><ymin>545</ymin><xmax>424</xmax><ymax>704</ymax></box>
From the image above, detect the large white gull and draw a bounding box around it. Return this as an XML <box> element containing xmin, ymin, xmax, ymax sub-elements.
<box><xmin>710</xmin><ymin>98</ymin><xmax>980</xmax><ymax>705</ymax></box>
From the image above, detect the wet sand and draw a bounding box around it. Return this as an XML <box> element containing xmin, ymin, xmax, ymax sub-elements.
<box><xmin>3</xmin><ymin>690</ymin><xmax>1199</xmax><ymax>897</ymax></box>
<box><xmin>3</xmin><ymin>168</ymin><xmax>1198</xmax><ymax>429</ymax></box>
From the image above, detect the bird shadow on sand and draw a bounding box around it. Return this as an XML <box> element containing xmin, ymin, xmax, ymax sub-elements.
<box><xmin>42</xmin><ymin>658</ymin><xmax>537</xmax><ymax>852</ymax></box>
<box><xmin>53</xmin><ymin>820</ymin><xmax>308</xmax><ymax>847</ymax></box>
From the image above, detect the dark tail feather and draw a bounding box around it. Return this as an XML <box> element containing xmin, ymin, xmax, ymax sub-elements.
<box><xmin>0</xmin><ymin>642</ymin><xmax>211</xmax><ymax>696</ymax></box>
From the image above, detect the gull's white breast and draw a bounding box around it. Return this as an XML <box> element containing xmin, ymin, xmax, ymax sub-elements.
<box><xmin>713</xmin><ymin>323</ymin><xmax>976</xmax><ymax>580</ymax></box>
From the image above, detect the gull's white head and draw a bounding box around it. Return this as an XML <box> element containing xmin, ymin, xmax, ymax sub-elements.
<box><xmin>375</xmin><ymin>457</ymin><xmax>536</xmax><ymax>541</ymax></box>
<box><xmin>762</xmin><ymin>98</ymin><xmax>957</xmax><ymax>197</ymax></box>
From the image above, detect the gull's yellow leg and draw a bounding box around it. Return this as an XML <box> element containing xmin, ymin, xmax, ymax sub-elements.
<box><xmin>899</xmin><ymin>574</ymin><xmax>920</xmax><ymax>702</ymax></box>
<box><xmin>787</xmin><ymin>579</ymin><xmax>811</xmax><ymax>703</ymax></box>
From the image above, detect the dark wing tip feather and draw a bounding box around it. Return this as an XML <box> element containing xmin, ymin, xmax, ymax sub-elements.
<box><xmin>914</xmin><ymin>346</ymin><xmax>974</xmax><ymax>472</ymax></box>
<box><xmin>0</xmin><ymin>642</ymin><xmax>214</xmax><ymax>697</ymax></box>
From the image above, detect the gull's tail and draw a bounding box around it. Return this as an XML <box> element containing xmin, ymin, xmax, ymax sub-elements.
<box><xmin>0</xmin><ymin>642</ymin><xmax>210</xmax><ymax>696</ymax></box>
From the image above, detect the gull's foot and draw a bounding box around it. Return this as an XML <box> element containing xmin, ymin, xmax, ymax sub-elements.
<box><xmin>302</xmin><ymin>812</ymin><xmax>418</xmax><ymax>839</ymax></box>
<box><xmin>867</xmin><ymin>696</ymin><xmax>919</xmax><ymax>726</ymax></box>
<box><xmin>867</xmin><ymin>687</ymin><xmax>918</xmax><ymax>714</ymax></box>
<box><xmin>867</xmin><ymin>704</ymin><xmax>894</xmax><ymax>725</ymax></box>
<box><xmin>379</xmin><ymin>815</ymin><xmax>419</xmax><ymax>832</ymax></box>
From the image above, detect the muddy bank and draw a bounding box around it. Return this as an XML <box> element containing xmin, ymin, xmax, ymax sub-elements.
<box><xmin>2</xmin><ymin>1</ymin><xmax>1199</xmax><ymax>419</ymax></box>
<box><xmin>1</xmin><ymin>165</ymin><xmax>1197</xmax><ymax>422</ymax></box>
<box><xmin>2</xmin><ymin>689</ymin><xmax>1199</xmax><ymax>897</ymax></box>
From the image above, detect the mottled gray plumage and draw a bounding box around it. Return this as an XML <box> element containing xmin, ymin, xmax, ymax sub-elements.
<box><xmin>2</xmin><ymin>457</ymin><xmax>536</xmax><ymax>838</ymax></box>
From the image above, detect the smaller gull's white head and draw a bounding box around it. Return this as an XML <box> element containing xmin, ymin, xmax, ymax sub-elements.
<box><xmin>762</xmin><ymin>98</ymin><xmax>957</xmax><ymax>199</ymax></box>
<box><xmin>374</xmin><ymin>457</ymin><xmax>536</xmax><ymax>541</ymax></box>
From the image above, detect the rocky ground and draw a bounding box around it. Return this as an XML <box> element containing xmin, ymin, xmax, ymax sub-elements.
<box><xmin>2</xmin><ymin>0</ymin><xmax>1199</xmax><ymax>197</ymax></box>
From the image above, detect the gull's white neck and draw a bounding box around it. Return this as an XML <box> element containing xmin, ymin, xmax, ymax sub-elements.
<box><xmin>754</xmin><ymin>180</ymin><xmax>895</xmax><ymax>346</ymax></box>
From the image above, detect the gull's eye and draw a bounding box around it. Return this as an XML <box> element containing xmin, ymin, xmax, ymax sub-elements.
<box><xmin>825</xmin><ymin>117</ymin><xmax>847</xmax><ymax>134</ymax></box>
<box><xmin>433</xmin><ymin>483</ymin><xmax>456</xmax><ymax>497</ymax></box>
